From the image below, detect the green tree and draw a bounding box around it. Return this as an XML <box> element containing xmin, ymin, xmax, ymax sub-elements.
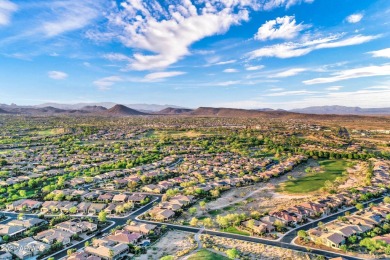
<box><xmin>226</xmin><ymin>248</ymin><xmax>240</xmax><ymax>259</ymax></box>
<box><xmin>199</xmin><ymin>201</ymin><xmax>207</xmax><ymax>210</ymax></box>
<box><xmin>69</xmin><ymin>206</ymin><xmax>77</xmax><ymax>214</ymax></box>
<box><xmin>384</xmin><ymin>197</ymin><xmax>390</xmax><ymax>204</ymax></box>
<box><xmin>188</xmin><ymin>207</ymin><xmax>197</xmax><ymax>215</ymax></box>
<box><xmin>298</xmin><ymin>230</ymin><xmax>307</xmax><ymax>239</ymax></box>
<box><xmin>203</xmin><ymin>218</ymin><xmax>213</xmax><ymax>228</ymax></box>
<box><xmin>190</xmin><ymin>217</ymin><xmax>198</xmax><ymax>227</ymax></box>
<box><xmin>356</xmin><ymin>203</ymin><xmax>364</xmax><ymax>211</ymax></box>
<box><xmin>98</xmin><ymin>211</ymin><xmax>107</xmax><ymax>223</ymax></box>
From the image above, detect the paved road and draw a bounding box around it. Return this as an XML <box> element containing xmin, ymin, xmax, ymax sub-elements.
<box><xmin>281</xmin><ymin>196</ymin><xmax>385</xmax><ymax>243</ymax></box>
<box><xmin>133</xmin><ymin>218</ymin><xmax>364</xmax><ymax>260</ymax></box>
<box><xmin>1</xmin><ymin>192</ymin><xmax>376</xmax><ymax>260</ymax></box>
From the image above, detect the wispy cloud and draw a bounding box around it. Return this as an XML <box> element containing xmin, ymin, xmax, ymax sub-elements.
<box><xmin>303</xmin><ymin>64</ymin><xmax>390</xmax><ymax>85</ymax></box>
<box><xmin>248</xmin><ymin>34</ymin><xmax>380</xmax><ymax>59</ymax></box>
<box><xmin>246</xmin><ymin>65</ymin><xmax>265</xmax><ymax>71</ymax></box>
<box><xmin>254</xmin><ymin>15</ymin><xmax>309</xmax><ymax>41</ymax></box>
<box><xmin>223</xmin><ymin>68</ymin><xmax>239</xmax><ymax>73</ymax></box>
<box><xmin>41</xmin><ymin>1</ymin><xmax>102</xmax><ymax>37</ymax></box>
<box><xmin>265</xmin><ymin>90</ymin><xmax>316</xmax><ymax>96</ymax></box>
<box><xmin>326</xmin><ymin>86</ymin><xmax>343</xmax><ymax>91</ymax></box>
<box><xmin>368</xmin><ymin>48</ymin><xmax>390</xmax><ymax>58</ymax></box>
<box><xmin>0</xmin><ymin>0</ymin><xmax>17</xmax><ymax>26</ymax></box>
<box><xmin>93</xmin><ymin>76</ymin><xmax>122</xmax><ymax>90</ymax></box>
<box><xmin>346</xmin><ymin>13</ymin><xmax>363</xmax><ymax>23</ymax></box>
<box><xmin>103</xmin><ymin>53</ymin><xmax>132</xmax><ymax>62</ymax></box>
<box><xmin>268</xmin><ymin>68</ymin><xmax>307</xmax><ymax>78</ymax></box>
<box><xmin>48</xmin><ymin>71</ymin><xmax>68</xmax><ymax>80</ymax></box>
<box><xmin>144</xmin><ymin>71</ymin><xmax>186</xmax><ymax>81</ymax></box>
<box><xmin>262</xmin><ymin>0</ymin><xmax>315</xmax><ymax>10</ymax></box>
<box><xmin>215</xmin><ymin>80</ymin><xmax>241</xmax><ymax>86</ymax></box>
<box><xmin>217</xmin><ymin>86</ymin><xmax>390</xmax><ymax>109</ymax></box>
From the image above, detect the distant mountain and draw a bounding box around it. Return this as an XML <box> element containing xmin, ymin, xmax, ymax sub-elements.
<box><xmin>290</xmin><ymin>106</ymin><xmax>390</xmax><ymax>115</ymax></box>
<box><xmin>105</xmin><ymin>104</ymin><xmax>148</xmax><ymax>116</ymax></box>
<box><xmin>35</xmin><ymin>102</ymin><xmax>183</xmax><ymax>112</ymax></box>
<box><xmin>80</xmin><ymin>106</ymin><xmax>107</xmax><ymax>112</ymax></box>
<box><xmin>0</xmin><ymin>108</ymin><xmax>9</xmax><ymax>114</ymax></box>
<box><xmin>190</xmin><ymin>107</ymin><xmax>293</xmax><ymax>118</ymax></box>
<box><xmin>157</xmin><ymin>107</ymin><xmax>193</xmax><ymax>115</ymax></box>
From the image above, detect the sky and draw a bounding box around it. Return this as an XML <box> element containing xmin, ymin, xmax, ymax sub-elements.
<box><xmin>0</xmin><ymin>0</ymin><xmax>390</xmax><ymax>109</ymax></box>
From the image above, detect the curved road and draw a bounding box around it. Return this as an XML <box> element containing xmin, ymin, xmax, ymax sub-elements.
<box><xmin>2</xmin><ymin>193</ymin><xmax>380</xmax><ymax>260</ymax></box>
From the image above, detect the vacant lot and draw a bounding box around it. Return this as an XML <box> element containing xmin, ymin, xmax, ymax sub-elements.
<box><xmin>280</xmin><ymin>159</ymin><xmax>350</xmax><ymax>193</ymax></box>
<box><xmin>135</xmin><ymin>230</ymin><xmax>195</xmax><ymax>260</ymax></box>
<box><xmin>187</xmin><ymin>249</ymin><xmax>228</xmax><ymax>260</ymax></box>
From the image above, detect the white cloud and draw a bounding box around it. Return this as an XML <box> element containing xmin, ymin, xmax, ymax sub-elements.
<box><xmin>93</xmin><ymin>76</ymin><xmax>122</xmax><ymax>90</ymax></box>
<box><xmin>103</xmin><ymin>53</ymin><xmax>132</xmax><ymax>62</ymax></box>
<box><xmin>48</xmin><ymin>71</ymin><xmax>68</xmax><ymax>80</ymax></box>
<box><xmin>263</xmin><ymin>0</ymin><xmax>314</xmax><ymax>10</ymax></box>
<box><xmin>0</xmin><ymin>0</ymin><xmax>17</xmax><ymax>26</ymax></box>
<box><xmin>326</xmin><ymin>86</ymin><xmax>343</xmax><ymax>91</ymax></box>
<box><xmin>303</xmin><ymin>64</ymin><xmax>390</xmax><ymax>85</ymax></box>
<box><xmin>215</xmin><ymin>80</ymin><xmax>241</xmax><ymax>86</ymax></box>
<box><xmin>96</xmin><ymin>1</ymin><xmax>259</xmax><ymax>71</ymax></box>
<box><xmin>246</xmin><ymin>65</ymin><xmax>264</xmax><ymax>71</ymax></box>
<box><xmin>254</xmin><ymin>16</ymin><xmax>309</xmax><ymax>41</ymax></box>
<box><xmin>41</xmin><ymin>1</ymin><xmax>101</xmax><ymax>37</ymax></box>
<box><xmin>144</xmin><ymin>71</ymin><xmax>186</xmax><ymax>81</ymax></box>
<box><xmin>223</xmin><ymin>68</ymin><xmax>239</xmax><ymax>73</ymax></box>
<box><xmin>218</xmin><ymin>87</ymin><xmax>390</xmax><ymax>109</ymax></box>
<box><xmin>346</xmin><ymin>13</ymin><xmax>363</xmax><ymax>23</ymax></box>
<box><xmin>269</xmin><ymin>68</ymin><xmax>306</xmax><ymax>78</ymax></box>
<box><xmin>269</xmin><ymin>87</ymin><xmax>284</xmax><ymax>91</ymax></box>
<box><xmin>248</xmin><ymin>34</ymin><xmax>379</xmax><ymax>59</ymax></box>
<box><xmin>368</xmin><ymin>48</ymin><xmax>390</xmax><ymax>58</ymax></box>
<box><xmin>265</xmin><ymin>90</ymin><xmax>316</xmax><ymax>96</ymax></box>
<box><xmin>214</xmin><ymin>60</ymin><xmax>237</xmax><ymax>65</ymax></box>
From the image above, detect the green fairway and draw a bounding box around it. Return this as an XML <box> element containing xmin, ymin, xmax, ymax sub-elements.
<box><xmin>224</xmin><ymin>226</ymin><xmax>250</xmax><ymax>236</ymax></box>
<box><xmin>280</xmin><ymin>159</ymin><xmax>349</xmax><ymax>193</ymax></box>
<box><xmin>188</xmin><ymin>249</ymin><xmax>229</xmax><ymax>260</ymax></box>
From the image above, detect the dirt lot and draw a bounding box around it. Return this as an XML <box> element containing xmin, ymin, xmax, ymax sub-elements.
<box><xmin>338</xmin><ymin>161</ymin><xmax>368</xmax><ymax>190</ymax></box>
<box><xmin>135</xmin><ymin>230</ymin><xmax>196</xmax><ymax>260</ymax></box>
<box><xmin>201</xmin><ymin>234</ymin><xmax>315</xmax><ymax>260</ymax></box>
<box><xmin>179</xmin><ymin>160</ymin><xmax>319</xmax><ymax>223</ymax></box>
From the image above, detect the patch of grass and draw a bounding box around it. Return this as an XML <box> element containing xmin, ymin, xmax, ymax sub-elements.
<box><xmin>188</xmin><ymin>249</ymin><xmax>229</xmax><ymax>260</ymax></box>
<box><xmin>35</xmin><ymin>128</ymin><xmax>63</xmax><ymax>136</ymax></box>
<box><xmin>224</xmin><ymin>226</ymin><xmax>250</xmax><ymax>236</ymax></box>
<box><xmin>280</xmin><ymin>159</ymin><xmax>349</xmax><ymax>194</ymax></box>
<box><xmin>222</xmin><ymin>206</ymin><xmax>235</xmax><ymax>211</ymax></box>
<box><xmin>208</xmin><ymin>209</ymin><xmax>222</xmax><ymax>216</ymax></box>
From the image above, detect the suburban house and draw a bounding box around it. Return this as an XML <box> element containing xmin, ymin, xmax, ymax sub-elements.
<box><xmin>85</xmin><ymin>239</ymin><xmax>129</xmax><ymax>260</ymax></box>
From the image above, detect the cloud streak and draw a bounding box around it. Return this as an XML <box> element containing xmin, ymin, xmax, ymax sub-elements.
<box><xmin>48</xmin><ymin>71</ymin><xmax>68</xmax><ymax>80</ymax></box>
<box><xmin>0</xmin><ymin>0</ymin><xmax>17</xmax><ymax>26</ymax></box>
<box><xmin>144</xmin><ymin>71</ymin><xmax>186</xmax><ymax>81</ymax></box>
<box><xmin>93</xmin><ymin>76</ymin><xmax>122</xmax><ymax>90</ymax></box>
<box><xmin>248</xmin><ymin>34</ymin><xmax>380</xmax><ymax>59</ymax></box>
<box><xmin>303</xmin><ymin>64</ymin><xmax>390</xmax><ymax>85</ymax></box>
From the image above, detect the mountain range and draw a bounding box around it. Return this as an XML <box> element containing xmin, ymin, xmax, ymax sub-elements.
<box><xmin>1</xmin><ymin>103</ymin><xmax>390</xmax><ymax>116</ymax></box>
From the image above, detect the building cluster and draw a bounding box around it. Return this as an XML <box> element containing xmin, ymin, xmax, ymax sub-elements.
<box><xmin>6</xmin><ymin>191</ymin><xmax>148</xmax><ymax>216</ymax></box>
<box><xmin>308</xmin><ymin>203</ymin><xmax>390</xmax><ymax>249</ymax></box>
<box><xmin>0</xmin><ymin>218</ymin><xmax>97</xmax><ymax>259</ymax></box>
<box><xmin>67</xmin><ymin>222</ymin><xmax>159</xmax><ymax>260</ymax></box>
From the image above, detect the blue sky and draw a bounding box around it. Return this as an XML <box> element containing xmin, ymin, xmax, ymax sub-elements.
<box><xmin>0</xmin><ymin>0</ymin><xmax>390</xmax><ymax>109</ymax></box>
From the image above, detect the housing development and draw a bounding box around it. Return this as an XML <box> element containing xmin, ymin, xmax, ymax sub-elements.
<box><xmin>0</xmin><ymin>111</ymin><xmax>389</xmax><ymax>260</ymax></box>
